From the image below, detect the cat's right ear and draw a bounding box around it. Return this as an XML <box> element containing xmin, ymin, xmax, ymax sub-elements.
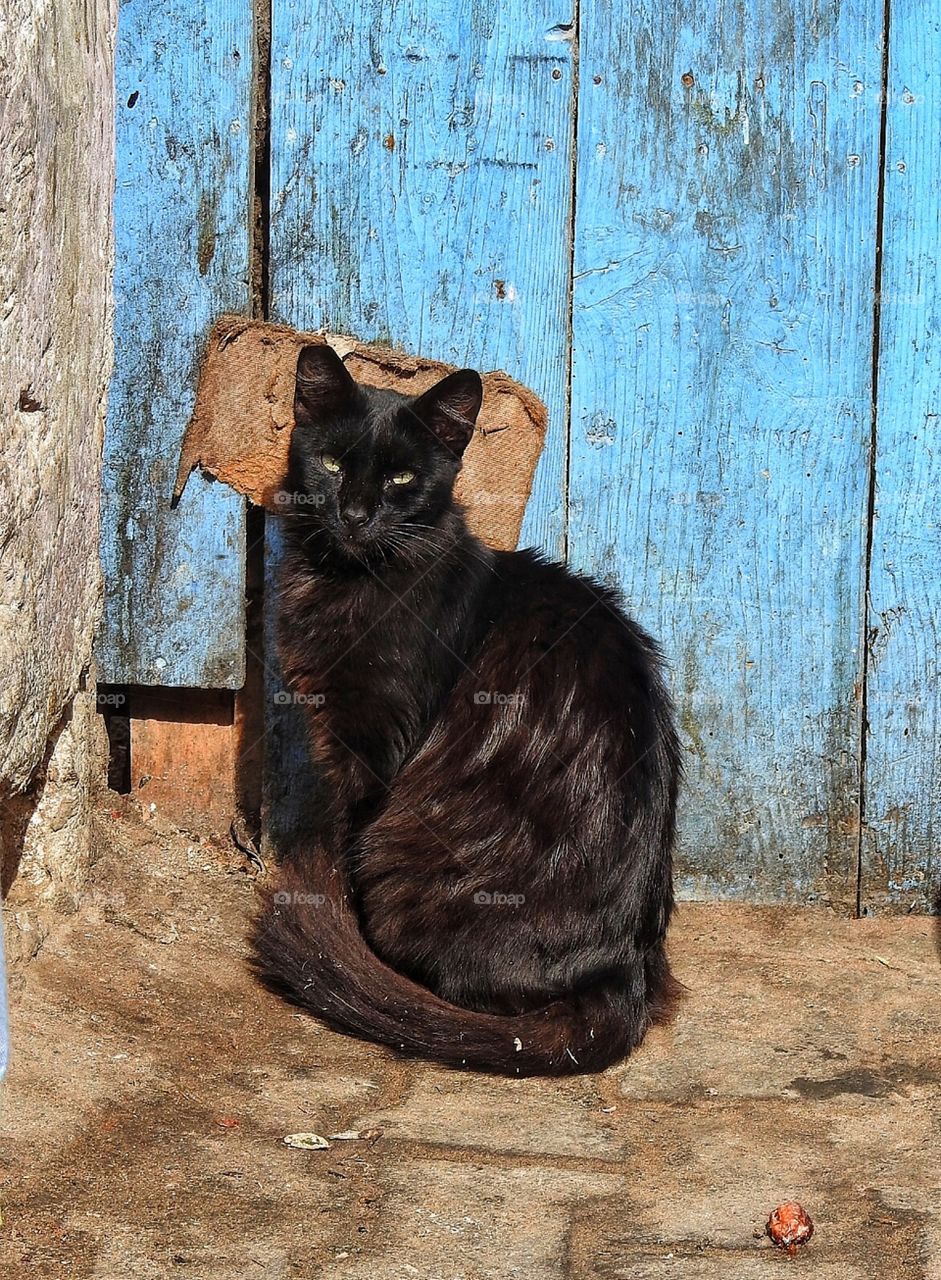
<box><xmin>294</xmin><ymin>344</ymin><xmax>356</xmax><ymax>421</ymax></box>
<box><xmin>412</xmin><ymin>369</ymin><xmax>483</xmax><ymax>457</ymax></box>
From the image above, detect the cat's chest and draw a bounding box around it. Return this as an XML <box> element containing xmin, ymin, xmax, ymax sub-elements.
<box><xmin>282</xmin><ymin>569</ymin><xmax>429</xmax><ymax>692</ymax></box>
<box><xmin>281</xmin><ymin>568</ymin><xmax>448</xmax><ymax>788</ymax></box>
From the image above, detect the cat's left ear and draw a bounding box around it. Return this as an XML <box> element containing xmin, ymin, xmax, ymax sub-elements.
<box><xmin>412</xmin><ymin>369</ymin><xmax>483</xmax><ymax>457</ymax></box>
<box><xmin>294</xmin><ymin>343</ymin><xmax>357</xmax><ymax>420</ymax></box>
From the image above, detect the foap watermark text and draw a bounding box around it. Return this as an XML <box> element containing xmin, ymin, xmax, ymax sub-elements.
<box><xmin>273</xmin><ymin>891</ymin><xmax>326</xmax><ymax>907</ymax></box>
<box><xmin>474</xmin><ymin>691</ymin><xmax>525</xmax><ymax>707</ymax></box>
<box><xmin>273</xmin><ymin>691</ymin><xmax>325</xmax><ymax>707</ymax></box>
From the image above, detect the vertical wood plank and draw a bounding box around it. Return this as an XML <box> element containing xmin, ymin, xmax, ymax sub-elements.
<box><xmin>263</xmin><ymin>0</ymin><xmax>576</xmax><ymax>851</ymax></box>
<box><xmin>98</xmin><ymin>0</ymin><xmax>251</xmax><ymax>688</ymax></box>
<box><xmin>269</xmin><ymin>0</ymin><xmax>574</xmax><ymax>552</ymax></box>
<box><xmin>862</xmin><ymin>14</ymin><xmax>941</xmax><ymax>913</ymax></box>
<box><xmin>570</xmin><ymin>0</ymin><xmax>884</xmax><ymax>904</ymax></box>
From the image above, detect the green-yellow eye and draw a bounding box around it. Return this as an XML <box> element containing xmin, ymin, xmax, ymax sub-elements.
<box><xmin>321</xmin><ymin>453</ymin><xmax>341</xmax><ymax>473</ymax></box>
<box><xmin>389</xmin><ymin>469</ymin><xmax>415</xmax><ymax>486</ymax></box>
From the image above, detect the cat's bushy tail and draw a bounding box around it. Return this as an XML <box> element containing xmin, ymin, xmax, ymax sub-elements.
<box><xmin>251</xmin><ymin>849</ymin><xmax>680</xmax><ymax>1077</ymax></box>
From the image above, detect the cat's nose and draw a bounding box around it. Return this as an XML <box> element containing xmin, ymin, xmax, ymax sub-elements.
<box><xmin>341</xmin><ymin>503</ymin><xmax>370</xmax><ymax>530</ymax></box>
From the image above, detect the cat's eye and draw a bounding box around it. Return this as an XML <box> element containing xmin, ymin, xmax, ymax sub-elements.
<box><xmin>321</xmin><ymin>453</ymin><xmax>342</xmax><ymax>474</ymax></box>
<box><xmin>389</xmin><ymin>469</ymin><xmax>416</xmax><ymax>486</ymax></box>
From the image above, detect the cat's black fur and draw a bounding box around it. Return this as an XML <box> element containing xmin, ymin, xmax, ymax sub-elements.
<box><xmin>252</xmin><ymin>344</ymin><xmax>682</xmax><ymax>1076</ymax></box>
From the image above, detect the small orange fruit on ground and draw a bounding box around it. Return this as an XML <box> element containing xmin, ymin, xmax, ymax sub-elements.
<box><xmin>767</xmin><ymin>1201</ymin><xmax>814</xmax><ymax>1253</ymax></box>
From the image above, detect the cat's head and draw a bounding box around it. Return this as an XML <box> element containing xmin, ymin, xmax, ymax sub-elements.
<box><xmin>284</xmin><ymin>344</ymin><xmax>483</xmax><ymax>562</ymax></box>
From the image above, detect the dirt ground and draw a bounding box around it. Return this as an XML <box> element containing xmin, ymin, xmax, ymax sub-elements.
<box><xmin>1</xmin><ymin>798</ymin><xmax>939</xmax><ymax>1279</ymax></box>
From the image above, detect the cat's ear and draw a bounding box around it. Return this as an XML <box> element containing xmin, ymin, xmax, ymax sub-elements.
<box><xmin>412</xmin><ymin>369</ymin><xmax>483</xmax><ymax>457</ymax></box>
<box><xmin>294</xmin><ymin>343</ymin><xmax>356</xmax><ymax>420</ymax></box>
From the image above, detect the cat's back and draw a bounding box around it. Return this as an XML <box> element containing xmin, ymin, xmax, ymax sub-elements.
<box><xmin>394</xmin><ymin>542</ymin><xmax>677</xmax><ymax>852</ymax></box>
<box><xmin>483</xmin><ymin>547</ymin><xmax>656</xmax><ymax>659</ymax></box>
<box><xmin>462</xmin><ymin>545</ymin><xmax>671</xmax><ymax>740</ymax></box>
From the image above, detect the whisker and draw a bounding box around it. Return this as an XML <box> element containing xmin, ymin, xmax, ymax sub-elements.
<box><xmin>386</xmin><ymin>527</ymin><xmax>495</xmax><ymax>572</ymax></box>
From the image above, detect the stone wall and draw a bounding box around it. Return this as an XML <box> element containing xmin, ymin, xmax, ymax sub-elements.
<box><xmin>0</xmin><ymin>0</ymin><xmax>117</xmax><ymax>939</ymax></box>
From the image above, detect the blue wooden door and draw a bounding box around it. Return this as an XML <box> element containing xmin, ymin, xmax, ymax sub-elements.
<box><xmin>101</xmin><ymin>0</ymin><xmax>939</xmax><ymax>912</ymax></box>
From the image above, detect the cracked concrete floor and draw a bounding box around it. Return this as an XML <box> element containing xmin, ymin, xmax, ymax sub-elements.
<box><xmin>1</xmin><ymin>798</ymin><xmax>939</xmax><ymax>1279</ymax></box>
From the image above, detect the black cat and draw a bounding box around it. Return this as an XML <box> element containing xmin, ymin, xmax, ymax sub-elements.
<box><xmin>252</xmin><ymin>344</ymin><xmax>682</xmax><ymax>1075</ymax></box>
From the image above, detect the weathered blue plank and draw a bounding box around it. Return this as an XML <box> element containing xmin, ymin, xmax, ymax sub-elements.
<box><xmin>862</xmin><ymin>15</ymin><xmax>941</xmax><ymax>913</ymax></box>
<box><xmin>98</xmin><ymin>0</ymin><xmax>250</xmax><ymax>688</ymax></box>
<box><xmin>269</xmin><ymin>0</ymin><xmax>574</xmax><ymax>554</ymax></box>
<box><xmin>569</xmin><ymin>0</ymin><xmax>884</xmax><ymax>904</ymax></box>
<box><xmin>263</xmin><ymin>0</ymin><xmax>576</xmax><ymax>851</ymax></box>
